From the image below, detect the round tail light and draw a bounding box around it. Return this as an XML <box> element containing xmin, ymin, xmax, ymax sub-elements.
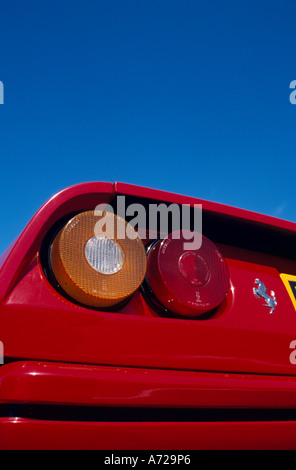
<box><xmin>145</xmin><ymin>231</ymin><xmax>229</xmax><ymax>317</ymax></box>
<box><xmin>50</xmin><ymin>211</ymin><xmax>147</xmax><ymax>308</ymax></box>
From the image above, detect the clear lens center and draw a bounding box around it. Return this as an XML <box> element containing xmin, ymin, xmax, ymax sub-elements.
<box><xmin>84</xmin><ymin>236</ymin><xmax>124</xmax><ymax>274</ymax></box>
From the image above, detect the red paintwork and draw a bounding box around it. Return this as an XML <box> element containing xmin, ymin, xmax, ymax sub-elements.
<box><xmin>3</xmin><ymin>361</ymin><xmax>296</xmax><ymax>408</ymax></box>
<box><xmin>0</xmin><ymin>182</ymin><xmax>296</xmax><ymax>449</ymax></box>
<box><xmin>115</xmin><ymin>182</ymin><xmax>296</xmax><ymax>233</ymax></box>
<box><xmin>2</xmin><ymin>419</ymin><xmax>296</xmax><ymax>450</ymax></box>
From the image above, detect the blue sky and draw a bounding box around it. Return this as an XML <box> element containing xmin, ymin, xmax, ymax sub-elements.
<box><xmin>0</xmin><ymin>0</ymin><xmax>295</xmax><ymax>254</ymax></box>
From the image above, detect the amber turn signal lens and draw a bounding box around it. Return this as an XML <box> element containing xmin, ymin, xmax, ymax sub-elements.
<box><xmin>50</xmin><ymin>211</ymin><xmax>147</xmax><ymax>308</ymax></box>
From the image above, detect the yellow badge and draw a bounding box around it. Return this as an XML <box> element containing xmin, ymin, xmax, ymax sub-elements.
<box><xmin>280</xmin><ymin>273</ymin><xmax>296</xmax><ymax>311</ymax></box>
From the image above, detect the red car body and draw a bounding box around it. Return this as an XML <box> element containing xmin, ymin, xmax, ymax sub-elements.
<box><xmin>1</xmin><ymin>182</ymin><xmax>296</xmax><ymax>449</ymax></box>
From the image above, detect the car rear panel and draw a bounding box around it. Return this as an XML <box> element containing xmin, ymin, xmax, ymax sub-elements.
<box><xmin>1</xmin><ymin>182</ymin><xmax>296</xmax><ymax>449</ymax></box>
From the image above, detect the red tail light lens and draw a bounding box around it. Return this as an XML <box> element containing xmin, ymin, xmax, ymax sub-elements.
<box><xmin>146</xmin><ymin>231</ymin><xmax>229</xmax><ymax>317</ymax></box>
